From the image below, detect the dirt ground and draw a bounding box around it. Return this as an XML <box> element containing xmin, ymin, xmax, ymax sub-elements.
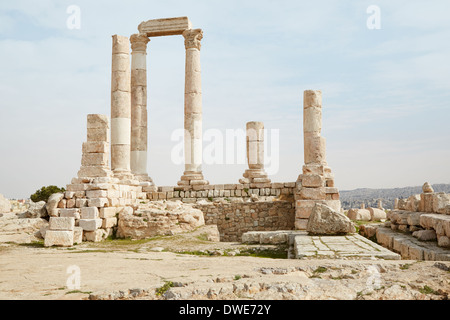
<box><xmin>0</xmin><ymin>226</ymin><xmax>449</xmax><ymax>300</ymax></box>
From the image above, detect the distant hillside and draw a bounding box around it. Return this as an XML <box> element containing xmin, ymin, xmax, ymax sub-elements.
<box><xmin>340</xmin><ymin>183</ymin><xmax>450</xmax><ymax>210</ymax></box>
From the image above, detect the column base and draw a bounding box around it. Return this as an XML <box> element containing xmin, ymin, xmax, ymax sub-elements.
<box><xmin>113</xmin><ymin>169</ymin><xmax>135</xmax><ymax>181</ymax></box>
<box><xmin>239</xmin><ymin>169</ymin><xmax>271</xmax><ymax>184</ymax></box>
<box><xmin>177</xmin><ymin>171</ymin><xmax>209</xmax><ymax>187</ymax></box>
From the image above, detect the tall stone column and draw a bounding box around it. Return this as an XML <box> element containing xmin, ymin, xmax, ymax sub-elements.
<box><xmin>130</xmin><ymin>33</ymin><xmax>154</xmax><ymax>186</ymax></box>
<box><xmin>239</xmin><ymin>121</ymin><xmax>271</xmax><ymax>187</ymax></box>
<box><xmin>177</xmin><ymin>29</ymin><xmax>208</xmax><ymax>187</ymax></box>
<box><xmin>295</xmin><ymin>90</ymin><xmax>341</xmax><ymax>230</ymax></box>
<box><xmin>111</xmin><ymin>35</ymin><xmax>133</xmax><ymax>180</ymax></box>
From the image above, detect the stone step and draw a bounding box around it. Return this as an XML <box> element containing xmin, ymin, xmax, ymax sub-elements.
<box><xmin>375</xmin><ymin>227</ymin><xmax>450</xmax><ymax>261</ymax></box>
<box><xmin>241</xmin><ymin>230</ymin><xmax>400</xmax><ymax>260</ymax></box>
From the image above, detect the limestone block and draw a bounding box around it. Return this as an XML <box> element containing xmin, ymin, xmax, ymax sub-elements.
<box><xmin>412</xmin><ymin>229</ymin><xmax>437</xmax><ymax>241</ymax></box>
<box><xmin>73</xmin><ymin>227</ymin><xmax>83</xmax><ymax>244</ymax></box>
<box><xmin>111</xmin><ymin>71</ymin><xmax>131</xmax><ymax>92</ymax></box>
<box><xmin>306</xmin><ymin>204</ymin><xmax>355</xmax><ymax>235</ymax></box>
<box><xmin>111</xmin><ymin>91</ymin><xmax>131</xmax><ymax>117</ymax></box>
<box><xmin>86</xmin><ymin>190</ymin><xmax>108</xmax><ymax>198</ymax></box>
<box><xmin>59</xmin><ymin>208</ymin><xmax>80</xmax><ymax>220</ymax></box>
<box><xmin>397</xmin><ymin>199</ymin><xmax>407</xmax><ymax>210</ymax></box>
<box><xmin>112</xmin><ymin>54</ymin><xmax>130</xmax><ymax>72</ymax></box>
<box><xmin>49</xmin><ymin>217</ymin><xmax>75</xmax><ymax>231</ymax></box>
<box><xmin>46</xmin><ymin>193</ymin><xmax>64</xmax><ymax>217</ymax></box>
<box><xmin>87</xmin><ymin>128</ymin><xmax>109</xmax><ymax>142</ymax></box>
<box><xmin>302</xmin><ymin>164</ymin><xmax>325</xmax><ymax>175</ymax></box>
<box><xmin>406</xmin><ymin>212</ymin><xmax>422</xmax><ymax>226</ymax></box>
<box><xmin>87</xmin><ymin>114</ymin><xmax>109</xmax><ymax>129</ymax></box>
<box><xmin>303</xmin><ymin>134</ymin><xmax>326</xmax><ymax>165</ymax></box>
<box><xmin>303</xmin><ymin>106</ymin><xmax>322</xmax><ymax>133</ymax></box>
<box><xmin>138</xmin><ymin>16</ymin><xmax>192</xmax><ymax>37</ymax></box>
<box><xmin>347</xmin><ymin>209</ymin><xmax>371</xmax><ymax>221</ymax></box>
<box><xmin>368</xmin><ymin>208</ymin><xmax>387</xmax><ymax>221</ymax></box>
<box><xmin>44</xmin><ymin>230</ymin><xmax>74</xmax><ymax>247</ymax></box>
<box><xmin>405</xmin><ymin>194</ymin><xmax>421</xmax><ymax>212</ymax></box>
<box><xmin>80</xmin><ymin>207</ymin><xmax>99</xmax><ymax>219</ymax></box>
<box><xmin>84</xmin><ymin>229</ymin><xmax>104</xmax><ymax>242</ymax></box>
<box><xmin>87</xmin><ymin>198</ymin><xmax>109</xmax><ymax>208</ymax></box>
<box><xmin>78</xmin><ymin>166</ymin><xmax>112</xmax><ymax>178</ymax></box>
<box><xmin>303</xmin><ymin>90</ymin><xmax>322</xmax><ymax>109</ymax></box>
<box><xmin>241</xmin><ymin>232</ymin><xmax>261</xmax><ymax>244</ymax></box>
<box><xmin>57</xmin><ymin>199</ymin><xmax>66</xmax><ymax>209</ymax></box>
<box><xmin>111</xmin><ymin>145</ymin><xmax>131</xmax><ymax>172</ymax></box>
<box><xmin>76</xmin><ymin>198</ymin><xmax>88</xmax><ymax>208</ymax></box>
<box><xmin>438</xmin><ymin>236</ymin><xmax>450</xmax><ymax>248</ymax></box>
<box><xmin>420</xmin><ymin>193</ymin><xmax>434</xmax><ymax>213</ymax></box>
<box><xmin>295</xmin><ymin>218</ymin><xmax>308</xmax><ymax>230</ymax></box>
<box><xmin>82</xmin><ymin>141</ymin><xmax>109</xmax><ymax>154</ymax></box>
<box><xmin>82</xmin><ymin>153</ymin><xmax>109</xmax><ymax>167</ymax></box>
<box><xmin>79</xmin><ymin>219</ymin><xmax>103</xmax><ymax>231</ymax></box>
<box><xmin>299</xmin><ymin>187</ymin><xmax>326</xmax><ymax>200</ymax></box>
<box><xmin>299</xmin><ymin>174</ymin><xmax>324</xmax><ymax>188</ymax></box>
<box><xmin>408</xmin><ymin>245</ymin><xmax>424</xmax><ymax>260</ymax></box>
<box><xmin>102</xmin><ymin>217</ymin><xmax>118</xmax><ymax>229</ymax></box>
<box><xmin>432</xmin><ymin>192</ymin><xmax>450</xmax><ymax>214</ymax></box>
<box><xmin>422</xmin><ymin>182</ymin><xmax>434</xmax><ymax>193</ymax></box>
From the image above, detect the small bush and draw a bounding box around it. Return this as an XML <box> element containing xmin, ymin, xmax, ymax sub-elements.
<box><xmin>30</xmin><ymin>185</ymin><xmax>66</xmax><ymax>203</ymax></box>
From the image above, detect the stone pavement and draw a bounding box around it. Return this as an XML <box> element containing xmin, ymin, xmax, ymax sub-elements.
<box><xmin>242</xmin><ymin>230</ymin><xmax>400</xmax><ymax>260</ymax></box>
<box><xmin>291</xmin><ymin>231</ymin><xmax>400</xmax><ymax>260</ymax></box>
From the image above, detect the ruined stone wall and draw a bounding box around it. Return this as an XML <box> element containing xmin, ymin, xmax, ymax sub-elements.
<box><xmin>145</xmin><ymin>182</ymin><xmax>296</xmax><ymax>203</ymax></box>
<box><xmin>194</xmin><ymin>200</ymin><xmax>295</xmax><ymax>242</ymax></box>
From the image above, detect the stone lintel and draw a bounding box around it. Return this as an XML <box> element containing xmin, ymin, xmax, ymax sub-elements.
<box><xmin>138</xmin><ymin>17</ymin><xmax>192</xmax><ymax>37</ymax></box>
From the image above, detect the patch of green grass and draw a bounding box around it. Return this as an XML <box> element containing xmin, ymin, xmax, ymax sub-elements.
<box><xmin>18</xmin><ymin>240</ymin><xmax>44</xmax><ymax>248</ymax></box>
<box><xmin>419</xmin><ymin>285</ymin><xmax>438</xmax><ymax>295</ymax></box>
<box><xmin>243</xmin><ymin>188</ymin><xmax>249</xmax><ymax>194</ymax></box>
<box><xmin>400</xmin><ymin>263</ymin><xmax>412</xmax><ymax>270</ymax></box>
<box><xmin>68</xmin><ymin>249</ymin><xmax>110</xmax><ymax>254</ymax></box>
<box><xmin>313</xmin><ymin>266</ymin><xmax>328</xmax><ymax>274</ymax></box>
<box><xmin>236</xmin><ymin>247</ymin><xmax>287</xmax><ymax>259</ymax></box>
<box><xmin>177</xmin><ymin>250</ymin><xmax>211</xmax><ymax>256</ymax></box>
<box><xmin>234</xmin><ymin>275</ymin><xmax>242</xmax><ymax>281</ymax></box>
<box><xmin>196</xmin><ymin>233</ymin><xmax>210</xmax><ymax>242</ymax></box>
<box><xmin>155</xmin><ymin>281</ymin><xmax>174</xmax><ymax>296</ymax></box>
<box><xmin>65</xmin><ymin>290</ymin><xmax>92</xmax><ymax>295</ymax></box>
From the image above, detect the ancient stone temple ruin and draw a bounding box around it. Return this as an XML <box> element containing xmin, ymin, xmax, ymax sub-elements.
<box><xmin>44</xmin><ymin>17</ymin><xmax>343</xmax><ymax>247</ymax></box>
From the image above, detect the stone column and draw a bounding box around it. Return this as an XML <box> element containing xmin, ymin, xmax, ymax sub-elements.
<box><xmin>178</xmin><ymin>29</ymin><xmax>208</xmax><ymax>187</ymax></box>
<box><xmin>295</xmin><ymin>90</ymin><xmax>341</xmax><ymax>230</ymax></box>
<box><xmin>111</xmin><ymin>35</ymin><xmax>133</xmax><ymax>179</ymax></box>
<box><xmin>130</xmin><ymin>33</ymin><xmax>154</xmax><ymax>185</ymax></box>
<box><xmin>239</xmin><ymin>122</ymin><xmax>271</xmax><ymax>187</ymax></box>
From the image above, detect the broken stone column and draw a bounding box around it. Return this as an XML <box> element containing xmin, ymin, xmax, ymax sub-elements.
<box><xmin>111</xmin><ymin>35</ymin><xmax>133</xmax><ymax>180</ymax></box>
<box><xmin>178</xmin><ymin>29</ymin><xmax>208</xmax><ymax>187</ymax></box>
<box><xmin>76</xmin><ymin>114</ymin><xmax>113</xmax><ymax>179</ymax></box>
<box><xmin>295</xmin><ymin>90</ymin><xmax>341</xmax><ymax>230</ymax></box>
<box><xmin>239</xmin><ymin>121</ymin><xmax>271</xmax><ymax>187</ymax></box>
<box><xmin>130</xmin><ymin>33</ymin><xmax>155</xmax><ymax>186</ymax></box>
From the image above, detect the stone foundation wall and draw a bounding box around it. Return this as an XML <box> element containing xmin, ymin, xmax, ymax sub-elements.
<box><xmin>194</xmin><ymin>200</ymin><xmax>295</xmax><ymax>242</ymax></box>
<box><xmin>145</xmin><ymin>182</ymin><xmax>295</xmax><ymax>203</ymax></box>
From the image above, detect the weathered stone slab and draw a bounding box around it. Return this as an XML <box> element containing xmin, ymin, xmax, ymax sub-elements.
<box><xmin>307</xmin><ymin>204</ymin><xmax>355</xmax><ymax>235</ymax></box>
<box><xmin>79</xmin><ymin>219</ymin><xmax>103</xmax><ymax>231</ymax></box>
<box><xmin>44</xmin><ymin>230</ymin><xmax>74</xmax><ymax>247</ymax></box>
<box><xmin>80</xmin><ymin>207</ymin><xmax>99</xmax><ymax>219</ymax></box>
<box><xmin>138</xmin><ymin>17</ymin><xmax>192</xmax><ymax>37</ymax></box>
<box><xmin>49</xmin><ymin>217</ymin><xmax>75</xmax><ymax>231</ymax></box>
<box><xmin>99</xmin><ymin>207</ymin><xmax>117</xmax><ymax>218</ymax></box>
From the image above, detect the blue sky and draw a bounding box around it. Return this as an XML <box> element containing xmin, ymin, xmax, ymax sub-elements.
<box><xmin>0</xmin><ymin>0</ymin><xmax>449</xmax><ymax>199</ymax></box>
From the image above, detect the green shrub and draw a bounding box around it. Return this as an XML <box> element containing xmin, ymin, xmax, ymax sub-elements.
<box><xmin>30</xmin><ymin>185</ymin><xmax>66</xmax><ymax>203</ymax></box>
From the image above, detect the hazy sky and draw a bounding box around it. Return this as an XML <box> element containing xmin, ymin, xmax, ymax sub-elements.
<box><xmin>1</xmin><ymin>0</ymin><xmax>449</xmax><ymax>199</ymax></box>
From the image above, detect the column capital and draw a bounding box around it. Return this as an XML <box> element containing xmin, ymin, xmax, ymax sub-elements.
<box><xmin>130</xmin><ymin>33</ymin><xmax>150</xmax><ymax>52</ymax></box>
<box><xmin>182</xmin><ymin>28</ymin><xmax>203</xmax><ymax>50</ymax></box>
